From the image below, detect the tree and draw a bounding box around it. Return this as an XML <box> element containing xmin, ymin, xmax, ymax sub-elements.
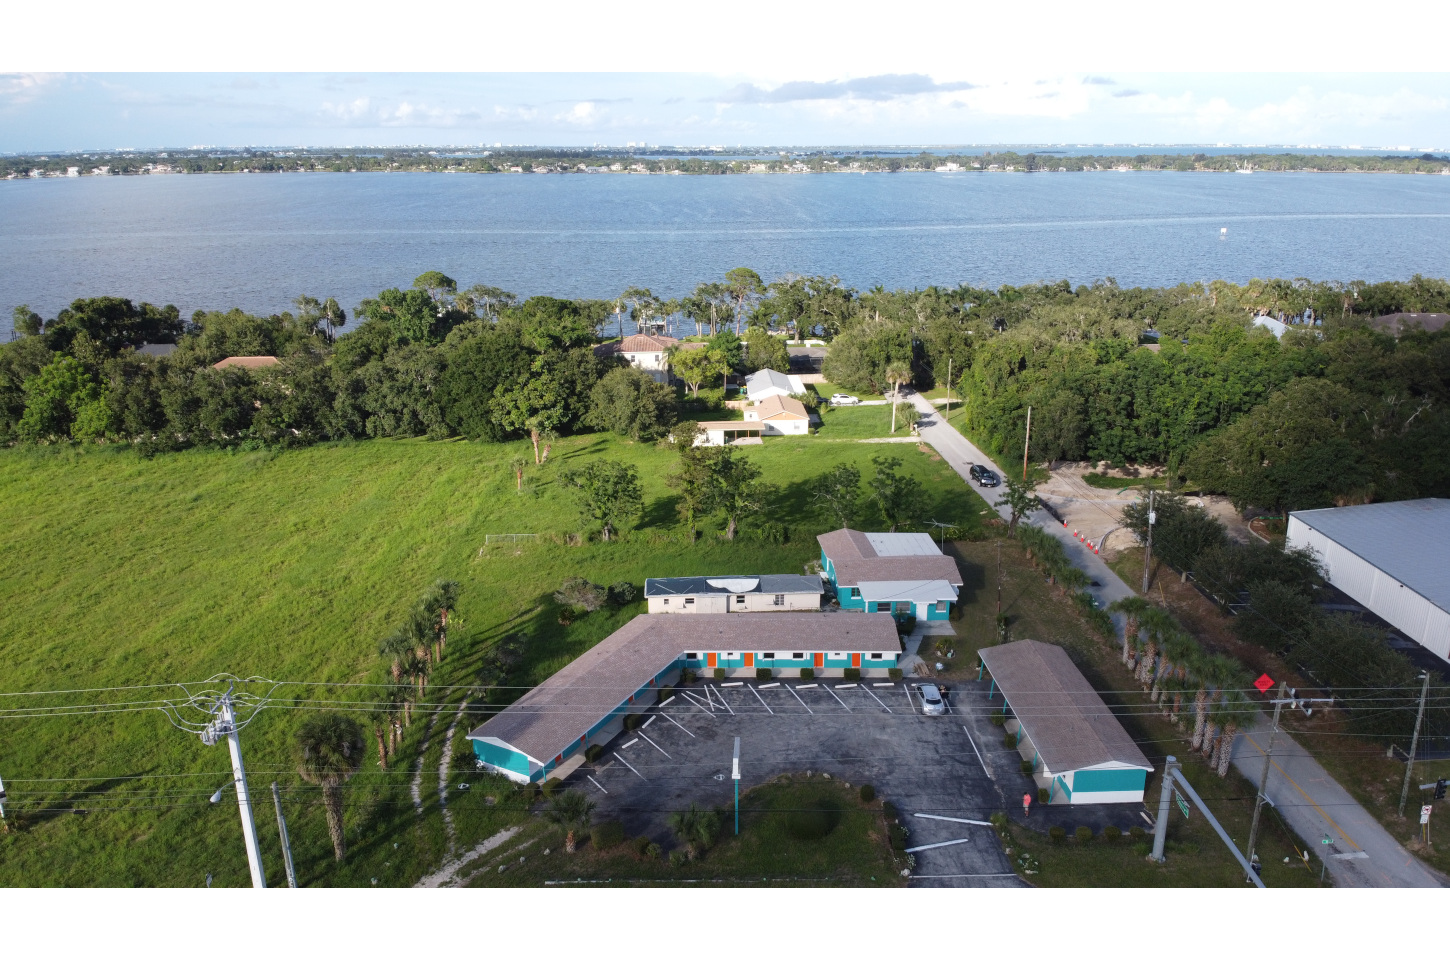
<box><xmin>17</xmin><ymin>355</ymin><xmax>107</xmax><ymax>441</ymax></box>
<box><xmin>584</xmin><ymin>366</ymin><xmax>677</xmax><ymax>441</ymax></box>
<box><xmin>358</xmin><ymin>287</ymin><xmax>445</xmax><ymax>344</ymax></box>
<box><xmin>668</xmin><ymin>345</ymin><xmax>730</xmax><ymax>397</ymax></box>
<box><xmin>1108</xmin><ymin>596</ymin><xmax>1151</xmax><ymax>667</ymax></box>
<box><xmin>559</xmin><ymin>459</ymin><xmax>643</xmax><ymax>541</ymax></box>
<box><xmin>1121</xmin><ymin>492</ymin><xmax>1227</xmax><ymax>572</ymax></box>
<box><xmin>456</xmin><ymin>284</ymin><xmax>516</xmax><ymax>321</ymax></box>
<box><xmin>995</xmin><ymin>475</ymin><xmax>1039</xmax><ymax>533</ymax></box>
<box><xmin>724</xmin><ymin>267</ymin><xmax>765</xmax><ymax>334</ymax></box>
<box><xmin>744</xmin><ymin>323</ymin><xmax>790</xmax><ymax>373</ymax></box>
<box><xmin>509</xmin><ymin>456</ymin><xmax>527</xmax><ymax>492</ymax></box>
<box><xmin>668</xmin><ymin>802</ymin><xmax>722</xmax><ymax>860</ymax></box>
<box><xmin>294</xmin><ymin>712</ymin><xmax>366</xmax><ymax>861</ymax></box>
<box><xmin>708</xmin><ymin>448</ymin><xmax>774</xmax><ymax>540</ymax></box>
<box><xmin>666</xmin><ymin>445</ymin><xmax>714</xmax><ymax>541</ymax></box>
<box><xmin>45</xmin><ymin>296</ymin><xmax>182</xmax><ymax>354</ymax></box>
<box><xmin>492</xmin><ymin>373</ymin><xmax>565</xmax><ymax>464</ymax></box>
<box><xmin>812</xmin><ymin>463</ymin><xmax>862</xmax><ymax>528</ymax></box>
<box><xmin>868</xmin><ymin>455</ymin><xmax>924</xmax><ymax>532</ymax></box>
<box><xmin>545</xmin><ymin>789</ymin><xmax>596</xmax><ymax>854</ymax></box>
<box><xmin>619</xmin><ymin>287</ymin><xmax>660</xmax><ymax>335</ymax></box>
<box><xmin>11</xmin><ymin>305</ymin><xmax>42</xmax><ymax>337</ymax></box>
<box><xmin>320</xmin><ymin>298</ymin><xmax>347</xmax><ymax>342</ymax></box>
<box><xmin>412</xmin><ymin>271</ymin><xmax>458</xmax><ymax>304</ymax></box>
<box><xmin>884</xmin><ymin>360</ymin><xmax>913</xmax><ymax>433</ymax></box>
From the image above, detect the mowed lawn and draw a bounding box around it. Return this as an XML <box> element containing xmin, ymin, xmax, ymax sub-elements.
<box><xmin>0</xmin><ymin>432</ymin><xmax>982</xmax><ymax>887</ymax></box>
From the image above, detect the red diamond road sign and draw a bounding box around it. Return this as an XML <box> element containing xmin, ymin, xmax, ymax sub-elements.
<box><xmin>1254</xmin><ymin>674</ymin><xmax>1274</xmax><ymax>694</ymax></box>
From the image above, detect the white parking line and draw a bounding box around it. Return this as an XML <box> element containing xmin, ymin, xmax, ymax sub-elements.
<box><xmin>661</xmin><ymin>712</ymin><xmax>696</xmax><ymax>738</ymax></box>
<box><xmin>759</xmin><ymin>682</ymin><xmax>779</xmax><ymax>688</ymax></box>
<box><xmin>824</xmin><ymin>685</ymin><xmax>851</xmax><ymax>712</ymax></box>
<box><xmin>873</xmin><ymin>682</ymin><xmax>895</xmax><ymax>687</ymax></box>
<box><xmin>621</xmin><ymin>738</ymin><xmax>639</xmax><ymax>749</ymax></box>
<box><xmin>787</xmin><ymin>684</ymin><xmax>813</xmax><ymax>714</ymax></box>
<box><xmin>615</xmin><ymin>754</ymin><xmax>646</xmax><ymax>779</ymax></box>
<box><xmin>642</xmin><ymin>715</ymin><xmax>656</xmax><ymax>729</ymax></box>
<box><xmin>749</xmin><ymin>685</ymin><xmax>775</xmax><ymax>715</ymax></box>
<box><xmin>683</xmin><ymin>690</ymin><xmax>713</xmax><ymax>713</ymax></box>
<box><xmin>914</xmin><ymin>814</ymin><xmax>993</xmax><ymax>827</ymax></box>
<box><xmin>861</xmin><ymin>686</ymin><xmax>892</xmax><ymax>713</ymax></box>
<box><xmin>836</xmin><ymin>683</ymin><xmax>858</xmax><ymax>689</ymax></box>
<box><xmin>797</xmin><ymin>683</ymin><xmax>818</xmax><ymax>689</ymax></box>
<box><xmin>721</xmin><ymin>681</ymin><xmax>743</xmax><ymax>687</ymax></box>
<box><xmin>587</xmin><ymin>775</ymin><xmax>609</xmax><ymax>794</ymax></box>
<box><xmin>944</xmin><ymin>695</ymin><xmax>954</xmax><ymax>715</ymax></box>
<box><xmin>659</xmin><ymin>695</ymin><xmax>676</xmax><ymax>707</ymax></box>
<box><xmin>903</xmin><ymin>685</ymin><xmax>916</xmax><ymax>712</ymax></box>
<box><xmin>961</xmin><ymin>725</ymin><xmax>991</xmax><ymax>779</ymax></box>
<box><xmin>905</xmin><ymin>837</ymin><xmax>972</xmax><ymax>853</ymax></box>
<box><xmin>637</xmin><ymin>731</ymin><xmax>672</xmax><ymax>759</ymax></box>
<box><xmin>710</xmin><ymin>685</ymin><xmax>735</xmax><ymax>716</ymax></box>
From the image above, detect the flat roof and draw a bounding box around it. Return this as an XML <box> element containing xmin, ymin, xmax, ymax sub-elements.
<box><xmin>857</xmin><ymin>579</ymin><xmax>959</xmax><ymax>603</ymax></box>
<box><xmin>1290</xmin><ymin>499</ymin><xmax>1450</xmax><ymax>612</ymax></box>
<box><xmin>467</xmin><ymin>612</ymin><xmax>901</xmax><ymax>764</ymax></box>
<box><xmin>865</xmin><ymin>532</ymin><xmax>941</xmax><ymax>556</ymax></box>
<box><xmin>645</xmin><ymin>574</ymin><xmax>823</xmax><ymax>597</ymax></box>
<box><xmin>978</xmin><ymin>640</ymin><xmax>1152</xmax><ymax>775</ymax></box>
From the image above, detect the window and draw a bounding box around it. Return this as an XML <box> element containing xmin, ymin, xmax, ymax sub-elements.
<box><xmin>684</xmin><ymin>597</ymin><xmax>695</xmax><ymax>605</ymax></box>
<box><xmin>792</xmin><ymin>652</ymin><xmax>804</xmax><ymax>660</ymax></box>
<box><xmin>725</xmin><ymin>652</ymin><xmax>738</xmax><ymax>660</ymax></box>
<box><xmin>685</xmin><ymin>652</ymin><xmax>698</xmax><ymax>660</ymax></box>
<box><xmin>850</xmin><ymin>587</ymin><xmax>861</xmax><ymax>598</ymax></box>
<box><xmin>735</xmin><ymin>595</ymin><xmax>746</xmax><ymax>604</ymax></box>
<box><xmin>662</xmin><ymin>599</ymin><xmax>669</xmax><ymax>605</ymax></box>
<box><xmin>830</xmin><ymin>652</ymin><xmax>844</xmax><ymax>659</ymax></box>
<box><xmin>762</xmin><ymin>652</ymin><xmax>775</xmax><ymax>660</ymax></box>
<box><xmin>869</xmin><ymin>653</ymin><xmax>884</xmax><ymax>660</ymax></box>
<box><xmin>936</xmin><ymin>600</ymin><xmax>947</xmax><ymax>613</ymax></box>
<box><xmin>773</xmin><ymin>594</ymin><xmax>785</xmax><ymax>606</ymax></box>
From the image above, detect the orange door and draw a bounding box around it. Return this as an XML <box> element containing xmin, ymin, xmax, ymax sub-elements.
<box><xmin>707</xmin><ymin>652</ymin><xmax>718</xmax><ymax>668</ymax></box>
<box><xmin>813</xmin><ymin>652</ymin><xmax>824</xmax><ymax>669</ymax></box>
<box><xmin>744</xmin><ymin>653</ymin><xmax>754</xmax><ymax>668</ymax></box>
<box><xmin>851</xmin><ymin>653</ymin><xmax>861</xmax><ymax>668</ymax></box>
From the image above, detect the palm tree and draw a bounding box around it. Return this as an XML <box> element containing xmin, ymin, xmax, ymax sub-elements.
<box><xmin>1109</xmin><ymin>597</ymin><xmax>1150</xmax><ymax>669</ymax></box>
<box><xmin>884</xmin><ymin>360</ymin><xmax>912</xmax><ymax>432</ymax></box>
<box><xmin>668</xmin><ymin>802</ymin><xmax>722</xmax><ymax>860</ymax></box>
<box><xmin>368</xmin><ymin>705</ymin><xmax>391</xmax><ymax>770</ymax></box>
<box><xmin>295</xmin><ymin>712</ymin><xmax>366</xmax><ymax>861</ymax></box>
<box><xmin>1192</xmin><ymin>655</ymin><xmax>1237</xmax><ymax>751</ymax></box>
<box><xmin>1155</xmin><ymin>631</ymin><xmax>1195</xmax><ymax>704</ymax></box>
<box><xmin>429</xmin><ymin>580</ymin><xmax>460</xmax><ymax>657</ymax></box>
<box><xmin>1137</xmin><ymin>607</ymin><xmax>1175</xmax><ymax>688</ymax></box>
<box><xmin>1215</xmin><ymin>690</ymin><xmax>1251</xmax><ymax>777</ymax></box>
<box><xmin>545</xmin><ymin>789</ymin><xmax>596</xmax><ymax>854</ymax></box>
<box><xmin>1200</xmin><ymin>696</ymin><xmax>1224</xmax><ymax>764</ymax></box>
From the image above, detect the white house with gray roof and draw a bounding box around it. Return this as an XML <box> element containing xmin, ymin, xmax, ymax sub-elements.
<box><xmin>645</xmin><ymin>574</ymin><xmax>822</xmax><ymax>613</ymax></box>
<box><xmin>744</xmin><ymin>368</ymin><xmax>806</xmax><ymax>402</ymax></box>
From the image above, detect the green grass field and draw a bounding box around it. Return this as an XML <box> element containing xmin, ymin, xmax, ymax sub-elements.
<box><xmin>0</xmin><ymin>431</ymin><xmax>982</xmax><ymax>887</ymax></box>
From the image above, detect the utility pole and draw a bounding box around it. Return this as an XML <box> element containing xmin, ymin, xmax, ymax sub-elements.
<box><xmin>995</xmin><ymin>539</ymin><xmax>1003</xmax><ymax>618</ymax></box>
<box><xmin>216</xmin><ymin>693</ymin><xmax>267</xmax><ymax>888</ymax></box>
<box><xmin>945</xmin><ymin>357</ymin><xmax>952</xmax><ymax>421</ymax></box>
<box><xmin>1150</xmin><ymin>756</ymin><xmax>1178</xmax><ymax>863</ymax></box>
<box><xmin>1399</xmin><ymin>671</ymin><xmax>1433</xmax><ymax>817</ymax></box>
<box><xmin>0</xmin><ymin>767</ymin><xmax>8</xmax><ymax>834</ymax></box>
<box><xmin>1021</xmin><ymin>406</ymin><xmax>1032</xmax><ymax>481</ymax></box>
<box><xmin>272</xmin><ymin>782</ymin><xmax>298</xmax><ymax>888</ymax></box>
<box><xmin>732</xmin><ymin>737</ymin><xmax>741</xmax><ymax>836</ymax></box>
<box><xmin>1141</xmin><ymin>489</ymin><xmax>1156</xmax><ymax>594</ymax></box>
<box><xmin>1245</xmin><ymin>683</ymin><xmax>1286</xmax><ymax>877</ymax></box>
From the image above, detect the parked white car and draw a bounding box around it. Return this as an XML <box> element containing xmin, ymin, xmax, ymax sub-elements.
<box><xmin>830</xmin><ymin>393</ymin><xmax>860</xmax><ymax>406</ymax></box>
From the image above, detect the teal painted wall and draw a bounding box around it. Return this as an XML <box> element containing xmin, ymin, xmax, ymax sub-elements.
<box><xmin>1073</xmin><ymin>768</ymin><xmax>1148</xmax><ymax>793</ymax></box>
<box><xmin>473</xmin><ymin>739</ymin><xmax>532</xmax><ymax>777</ymax></box>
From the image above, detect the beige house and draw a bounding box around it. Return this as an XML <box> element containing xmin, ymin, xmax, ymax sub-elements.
<box><xmin>645</xmin><ymin>575</ymin><xmax>824</xmax><ymax>614</ymax></box>
<box><xmin>212</xmin><ymin>356</ymin><xmax>282</xmax><ymax>371</ymax></box>
<box><xmin>743</xmin><ymin>394</ymin><xmax>810</xmax><ymax>436</ymax></box>
<box><xmin>595</xmin><ymin>333</ymin><xmax>681</xmax><ymax>383</ymax></box>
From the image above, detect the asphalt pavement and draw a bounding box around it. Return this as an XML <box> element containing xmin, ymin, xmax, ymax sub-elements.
<box><xmin>906</xmin><ymin>389</ymin><xmax>1447</xmax><ymax>889</ymax></box>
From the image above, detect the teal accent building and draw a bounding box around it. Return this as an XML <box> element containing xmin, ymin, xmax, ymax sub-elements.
<box><xmin>817</xmin><ymin>528</ymin><xmax>963</xmax><ymax>622</ymax></box>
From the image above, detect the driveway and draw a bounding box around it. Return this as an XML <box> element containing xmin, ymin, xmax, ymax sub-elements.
<box><xmin>907</xmin><ymin>389</ymin><xmax>1448</xmax><ymax>889</ymax></box>
<box><xmin>567</xmin><ymin>678</ymin><xmax>1029</xmax><ymax>887</ymax></box>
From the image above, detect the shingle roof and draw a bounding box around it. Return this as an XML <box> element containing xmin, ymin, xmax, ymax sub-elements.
<box><xmin>745</xmin><ymin>368</ymin><xmax>802</xmax><ymax>400</ymax></box>
<box><xmin>753</xmin><ymin>395</ymin><xmax>809</xmax><ymax>420</ymax></box>
<box><xmin>618</xmin><ymin>333</ymin><xmax>679</xmax><ymax>353</ymax></box>
<box><xmin>1370</xmin><ymin>313</ymin><xmax>1450</xmax><ymax>336</ymax></box>
<box><xmin>467</xmin><ymin>613</ymin><xmax>901</xmax><ymax>764</ymax></box>
<box><xmin>818</xmin><ymin>528</ymin><xmax>963</xmax><ymax>587</ymax></box>
<box><xmin>1290</xmin><ymin>499</ymin><xmax>1450</xmax><ymax>612</ymax></box>
<box><xmin>645</xmin><ymin>574</ymin><xmax>824</xmax><ymax>597</ymax></box>
<box><xmin>978</xmin><ymin>640</ymin><xmax>1152</xmax><ymax>774</ymax></box>
<box><xmin>212</xmin><ymin>355</ymin><xmax>282</xmax><ymax>370</ymax></box>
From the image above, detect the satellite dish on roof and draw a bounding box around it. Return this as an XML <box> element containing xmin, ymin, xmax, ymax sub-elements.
<box><xmin>706</xmin><ymin>578</ymin><xmax>759</xmax><ymax>592</ymax></box>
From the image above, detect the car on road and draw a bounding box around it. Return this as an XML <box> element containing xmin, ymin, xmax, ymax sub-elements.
<box><xmin>915</xmin><ymin>682</ymin><xmax>947</xmax><ymax>716</ymax></box>
<box><xmin>830</xmin><ymin>393</ymin><xmax>860</xmax><ymax>406</ymax></box>
<box><xmin>970</xmin><ymin>464</ymin><xmax>1000</xmax><ymax>487</ymax></box>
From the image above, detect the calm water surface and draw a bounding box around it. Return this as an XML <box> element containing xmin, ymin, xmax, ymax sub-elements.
<box><xmin>2</xmin><ymin>171</ymin><xmax>1448</xmax><ymax>333</ymax></box>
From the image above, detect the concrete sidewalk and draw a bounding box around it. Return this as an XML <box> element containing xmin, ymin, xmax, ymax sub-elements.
<box><xmin>905</xmin><ymin>389</ymin><xmax>1446</xmax><ymax>888</ymax></box>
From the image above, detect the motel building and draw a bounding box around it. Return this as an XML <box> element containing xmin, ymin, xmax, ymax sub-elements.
<box><xmin>467</xmin><ymin>612</ymin><xmax>902</xmax><ymax>784</ymax></box>
<box><xmin>644</xmin><ymin>574</ymin><xmax>823</xmax><ymax>613</ymax></box>
<box><xmin>818</xmin><ymin>528</ymin><xmax>963</xmax><ymax>624</ymax></box>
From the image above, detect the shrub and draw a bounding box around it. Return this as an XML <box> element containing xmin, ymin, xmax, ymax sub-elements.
<box><xmin>607</xmin><ymin>580</ymin><xmax>638</xmax><ymax>606</ymax></box>
<box><xmin>990</xmin><ymin>712</ymin><xmax>1006</xmax><ymax>727</ymax></box>
<box><xmin>623</xmin><ymin>712</ymin><xmax>643</xmax><ymax>731</ymax></box>
<box><xmin>713</xmin><ymin>667</ymin><xmax>725</xmax><ymax>681</ymax></box>
<box><xmin>554</xmin><ymin>577</ymin><xmax>606</xmax><ymax>612</ymax></box>
<box><xmin>644</xmin><ymin>842</ymin><xmax>662</xmax><ymax>860</ymax></box>
<box><xmin>989</xmin><ymin>811</ymin><xmax>1009</xmax><ymax>830</ymax></box>
<box><xmin>844</xmin><ymin>667</ymin><xmax>861</xmax><ymax>682</ymax></box>
<box><xmin>1075</xmin><ymin>826</ymin><xmax>1093</xmax><ymax>843</ymax></box>
<box><xmin>592</xmin><ymin>820</ymin><xmax>625</xmax><ymax>849</ymax></box>
<box><xmin>756</xmin><ymin>667</ymin><xmax>772</xmax><ymax>682</ymax></box>
<box><xmin>633</xmin><ymin>836</ymin><xmax>653</xmax><ymax>857</ymax></box>
<box><xmin>898</xmin><ymin>614</ymin><xmax>917</xmax><ymax>634</ymax></box>
<box><xmin>1103</xmin><ymin>825</ymin><xmax>1122</xmax><ymax>843</ymax></box>
<box><xmin>656</xmin><ymin>685</ymin><xmax>674</xmax><ymax>704</ymax></box>
<box><xmin>540</xmin><ymin>778</ymin><xmax>558</xmax><ymax>799</ymax></box>
<box><xmin>1129</xmin><ymin>826</ymin><xmax>1146</xmax><ymax>841</ymax></box>
<box><xmin>584</xmin><ymin>744</ymin><xmax>604</xmax><ymax>763</ymax></box>
<box><xmin>1132</xmin><ymin>841</ymin><xmax>1152</xmax><ymax>857</ymax></box>
<box><xmin>859</xmin><ymin>783</ymin><xmax>876</xmax><ymax>803</ymax></box>
<box><xmin>799</xmin><ymin>667</ymin><xmax>815</xmax><ymax>680</ymax></box>
<box><xmin>1048</xmin><ymin>826</ymin><xmax>1067</xmax><ymax>845</ymax></box>
<box><xmin>749</xmin><ymin>521</ymin><xmax>790</xmax><ymax>545</ymax></box>
<box><xmin>1020</xmin><ymin>759</ymin><xmax>1034</xmax><ymax>775</ymax></box>
<box><xmin>668</xmin><ymin>848</ymin><xmax>689</xmax><ymax>867</ymax></box>
<box><xmin>1003</xmin><ymin>732</ymin><xmax>1018</xmax><ymax>749</ymax></box>
<box><xmin>557</xmin><ymin>609</ymin><xmax>574</xmax><ymax>626</ymax></box>
<box><xmin>887</xmin><ymin>667</ymin><xmax>903</xmax><ymax>682</ymax></box>
<box><xmin>1037</xmin><ymin>788</ymin><xmax>1049</xmax><ymax>805</ymax></box>
<box><xmin>787</xmin><ymin>802</ymin><xmax>842</xmax><ymax>841</ymax></box>
<box><xmin>887</xmin><ymin>823</ymin><xmax>909</xmax><ymax>851</ymax></box>
<box><xmin>680</xmin><ymin>668</ymin><xmax>697</xmax><ymax>685</ymax></box>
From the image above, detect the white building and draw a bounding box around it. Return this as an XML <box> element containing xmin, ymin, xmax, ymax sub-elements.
<box><xmin>645</xmin><ymin>575</ymin><xmax>823</xmax><ymax>614</ymax></box>
<box><xmin>1287</xmin><ymin>499</ymin><xmax>1450</xmax><ymax>661</ymax></box>
<box><xmin>1251</xmin><ymin>315</ymin><xmax>1288</xmax><ymax>339</ymax></box>
<box><xmin>596</xmin><ymin>333</ymin><xmax>684</xmax><ymax>384</ymax></box>
<box><xmin>744</xmin><ymin>368</ymin><xmax>805</xmax><ymax>402</ymax></box>
<box><xmin>742</xmin><ymin>394</ymin><xmax>810</xmax><ymax>436</ymax></box>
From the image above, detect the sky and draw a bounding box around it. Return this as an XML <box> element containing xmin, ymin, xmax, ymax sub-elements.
<box><xmin>3</xmin><ymin>72</ymin><xmax>1449</xmax><ymax>153</ymax></box>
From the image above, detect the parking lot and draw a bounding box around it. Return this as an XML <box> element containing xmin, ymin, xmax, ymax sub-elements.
<box><xmin>563</xmin><ymin>678</ymin><xmax>1030</xmax><ymax>887</ymax></box>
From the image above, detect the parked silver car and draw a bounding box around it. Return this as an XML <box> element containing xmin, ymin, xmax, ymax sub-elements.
<box><xmin>830</xmin><ymin>393</ymin><xmax>861</xmax><ymax>406</ymax></box>
<box><xmin>916</xmin><ymin>682</ymin><xmax>947</xmax><ymax>716</ymax></box>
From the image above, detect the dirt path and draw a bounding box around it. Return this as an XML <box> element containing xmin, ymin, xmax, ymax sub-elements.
<box><xmin>413</xmin><ymin>826</ymin><xmax>523</xmax><ymax>889</ymax></box>
<box><xmin>437</xmin><ymin>699</ymin><xmax>469</xmax><ymax>853</ymax></box>
<box><xmin>409</xmin><ymin>710</ymin><xmax>439</xmax><ymax>818</ymax></box>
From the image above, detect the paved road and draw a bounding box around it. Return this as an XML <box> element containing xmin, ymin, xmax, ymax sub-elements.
<box><xmin>906</xmin><ymin>390</ymin><xmax>1447</xmax><ymax>888</ymax></box>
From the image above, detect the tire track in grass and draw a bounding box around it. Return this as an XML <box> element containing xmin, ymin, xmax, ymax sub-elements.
<box><xmin>438</xmin><ymin>699</ymin><xmax>469</xmax><ymax>854</ymax></box>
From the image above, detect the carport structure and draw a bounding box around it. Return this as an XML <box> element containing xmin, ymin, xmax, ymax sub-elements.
<box><xmin>978</xmin><ymin>639</ymin><xmax>1152</xmax><ymax>805</ymax></box>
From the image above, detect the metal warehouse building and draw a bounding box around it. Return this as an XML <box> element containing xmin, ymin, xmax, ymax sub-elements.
<box><xmin>1287</xmin><ymin>499</ymin><xmax>1450</xmax><ymax>662</ymax></box>
<box><xmin>467</xmin><ymin>612</ymin><xmax>902</xmax><ymax>783</ymax></box>
<box><xmin>979</xmin><ymin>640</ymin><xmax>1153</xmax><ymax>805</ymax></box>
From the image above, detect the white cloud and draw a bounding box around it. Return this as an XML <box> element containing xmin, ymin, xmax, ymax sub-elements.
<box><xmin>0</xmin><ymin>72</ymin><xmax>64</xmax><ymax>107</ymax></box>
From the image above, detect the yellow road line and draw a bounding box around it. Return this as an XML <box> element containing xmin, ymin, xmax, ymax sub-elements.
<box><xmin>1243</xmin><ymin>733</ymin><xmax>1361</xmax><ymax>851</ymax></box>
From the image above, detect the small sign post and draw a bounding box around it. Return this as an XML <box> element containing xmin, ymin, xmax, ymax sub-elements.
<box><xmin>1422</xmin><ymin>804</ymin><xmax>1433</xmax><ymax>825</ymax></box>
<box><xmin>1176</xmin><ymin>791</ymin><xmax>1191</xmax><ymax>820</ymax></box>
